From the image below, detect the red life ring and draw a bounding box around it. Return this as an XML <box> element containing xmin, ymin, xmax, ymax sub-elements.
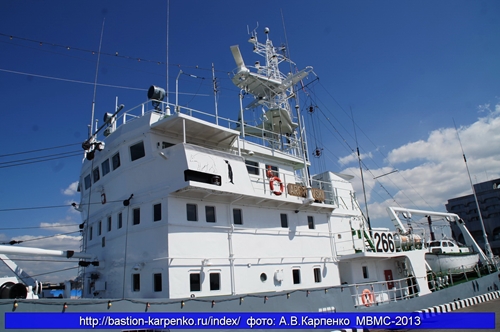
<box><xmin>269</xmin><ymin>176</ymin><xmax>284</xmax><ymax>196</ymax></box>
<box><xmin>361</xmin><ymin>289</ymin><xmax>374</xmax><ymax>307</ymax></box>
<box><xmin>101</xmin><ymin>193</ymin><xmax>107</xmax><ymax>204</ymax></box>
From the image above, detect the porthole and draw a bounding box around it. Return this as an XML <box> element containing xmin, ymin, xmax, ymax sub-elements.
<box><xmin>260</xmin><ymin>273</ymin><xmax>267</xmax><ymax>282</ymax></box>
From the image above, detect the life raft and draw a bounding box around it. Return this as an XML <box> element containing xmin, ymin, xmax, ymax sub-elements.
<box><xmin>361</xmin><ymin>288</ymin><xmax>374</xmax><ymax>307</ymax></box>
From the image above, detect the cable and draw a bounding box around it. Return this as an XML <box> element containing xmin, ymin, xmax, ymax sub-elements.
<box><xmin>0</xmin><ymin>142</ymin><xmax>81</xmax><ymax>158</ymax></box>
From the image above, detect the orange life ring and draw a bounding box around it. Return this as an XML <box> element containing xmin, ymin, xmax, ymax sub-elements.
<box><xmin>101</xmin><ymin>193</ymin><xmax>106</xmax><ymax>204</ymax></box>
<box><xmin>269</xmin><ymin>176</ymin><xmax>284</xmax><ymax>196</ymax></box>
<box><xmin>361</xmin><ymin>289</ymin><xmax>374</xmax><ymax>307</ymax></box>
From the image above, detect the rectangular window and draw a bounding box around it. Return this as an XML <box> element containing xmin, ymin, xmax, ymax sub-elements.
<box><xmin>190</xmin><ymin>273</ymin><xmax>201</xmax><ymax>292</ymax></box>
<box><xmin>308</xmin><ymin>216</ymin><xmax>315</xmax><ymax>229</ymax></box>
<box><xmin>133</xmin><ymin>208</ymin><xmax>140</xmax><ymax>225</ymax></box>
<box><xmin>206</xmin><ymin>206</ymin><xmax>216</xmax><ymax>223</ymax></box>
<box><xmin>102</xmin><ymin>236</ymin><xmax>105</xmax><ymax>247</ymax></box>
<box><xmin>89</xmin><ymin>226</ymin><xmax>93</xmax><ymax>241</ymax></box>
<box><xmin>245</xmin><ymin>160</ymin><xmax>259</xmax><ymax>175</ymax></box>
<box><xmin>161</xmin><ymin>141</ymin><xmax>174</xmax><ymax>149</ymax></box>
<box><xmin>153</xmin><ymin>203</ymin><xmax>162</xmax><ymax>222</ymax></box>
<box><xmin>132</xmin><ymin>274</ymin><xmax>140</xmax><ymax>292</ymax></box>
<box><xmin>93</xmin><ymin>167</ymin><xmax>100</xmax><ymax>183</ymax></box>
<box><xmin>233</xmin><ymin>208</ymin><xmax>243</xmax><ymax>225</ymax></box>
<box><xmin>84</xmin><ymin>174</ymin><xmax>91</xmax><ymax>190</ymax></box>
<box><xmin>280</xmin><ymin>213</ymin><xmax>288</xmax><ymax>228</ymax></box>
<box><xmin>112</xmin><ymin>152</ymin><xmax>121</xmax><ymax>170</ymax></box>
<box><xmin>187</xmin><ymin>204</ymin><xmax>198</xmax><ymax>221</ymax></box>
<box><xmin>101</xmin><ymin>159</ymin><xmax>110</xmax><ymax>176</ymax></box>
<box><xmin>209</xmin><ymin>272</ymin><xmax>220</xmax><ymax>291</ymax></box>
<box><xmin>118</xmin><ymin>212</ymin><xmax>123</xmax><ymax>229</ymax></box>
<box><xmin>153</xmin><ymin>273</ymin><xmax>162</xmax><ymax>292</ymax></box>
<box><xmin>98</xmin><ymin>221</ymin><xmax>102</xmax><ymax>236</ymax></box>
<box><xmin>265</xmin><ymin>164</ymin><xmax>279</xmax><ymax>177</ymax></box>
<box><xmin>130</xmin><ymin>141</ymin><xmax>146</xmax><ymax>161</ymax></box>
<box><xmin>107</xmin><ymin>216</ymin><xmax>112</xmax><ymax>232</ymax></box>
<box><xmin>313</xmin><ymin>267</ymin><xmax>322</xmax><ymax>283</ymax></box>
<box><xmin>292</xmin><ymin>269</ymin><xmax>301</xmax><ymax>284</ymax></box>
<box><xmin>362</xmin><ymin>266</ymin><xmax>369</xmax><ymax>279</ymax></box>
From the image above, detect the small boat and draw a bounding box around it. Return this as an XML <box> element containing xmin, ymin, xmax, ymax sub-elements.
<box><xmin>426</xmin><ymin>239</ymin><xmax>479</xmax><ymax>275</ymax></box>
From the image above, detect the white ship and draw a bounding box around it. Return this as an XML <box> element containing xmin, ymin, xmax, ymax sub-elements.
<box><xmin>0</xmin><ymin>27</ymin><xmax>499</xmax><ymax>331</ymax></box>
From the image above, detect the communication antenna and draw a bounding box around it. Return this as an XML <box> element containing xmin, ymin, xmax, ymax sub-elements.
<box><xmin>453</xmin><ymin>119</ymin><xmax>494</xmax><ymax>262</ymax></box>
<box><xmin>89</xmin><ymin>18</ymin><xmax>105</xmax><ymax>137</ymax></box>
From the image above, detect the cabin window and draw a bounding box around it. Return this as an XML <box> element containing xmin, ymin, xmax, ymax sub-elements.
<box><xmin>245</xmin><ymin>160</ymin><xmax>259</xmax><ymax>175</ymax></box>
<box><xmin>107</xmin><ymin>216</ymin><xmax>112</xmax><ymax>232</ymax></box>
<box><xmin>133</xmin><ymin>208</ymin><xmax>140</xmax><ymax>225</ymax></box>
<box><xmin>153</xmin><ymin>273</ymin><xmax>162</xmax><ymax>292</ymax></box>
<box><xmin>280</xmin><ymin>213</ymin><xmax>288</xmax><ymax>228</ymax></box>
<box><xmin>153</xmin><ymin>203</ymin><xmax>162</xmax><ymax>222</ymax></box>
<box><xmin>102</xmin><ymin>159</ymin><xmax>110</xmax><ymax>176</ymax></box>
<box><xmin>362</xmin><ymin>266</ymin><xmax>369</xmax><ymax>279</ymax></box>
<box><xmin>118</xmin><ymin>212</ymin><xmax>123</xmax><ymax>229</ymax></box>
<box><xmin>308</xmin><ymin>216</ymin><xmax>315</xmax><ymax>229</ymax></box>
<box><xmin>130</xmin><ymin>141</ymin><xmax>146</xmax><ymax>161</ymax></box>
<box><xmin>210</xmin><ymin>272</ymin><xmax>220</xmax><ymax>291</ymax></box>
<box><xmin>187</xmin><ymin>204</ymin><xmax>198</xmax><ymax>221</ymax></box>
<box><xmin>84</xmin><ymin>174</ymin><xmax>91</xmax><ymax>190</ymax></box>
<box><xmin>102</xmin><ymin>236</ymin><xmax>105</xmax><ymax>247</ymax></box>
<box><xmin>190</xmin><ymin>273</ymin><xmax>201</xmax><ymax>292</ymax></box>
<box><xmin>132</xmin><ymin>273</ymin><xmax>140</xmax><ymax>292</ymax></box>
<box><xmin>449</xmin><ymin>242</ymin><xmax>455</xmax><ymax>247</ymax></box>
<box><xmin>98</xmin><ymin>221</ymin><xmax>102</xmax><ymax>236</ymax></box>
<box><xmin>161</xmin><ymin>141</ymin><xmax>174</xmax><ymax>149</ymax></box>
<box><xmin>313</xmin><ymin>267</ymin><xmax>321</xmax><ymax>283</ymax></box>
<box><xmin>206</xmin><ymin>206</ymin><xmax>216</xmax><ymax>223</ymax></box>
<box><xmin>93</xmin><ymin>167</ymin><xmax>100</xmax><ymax>183</ymax></box>
<box><xmin>442</xmin><ymin>242</ymin><xmax>448</xmax><ymax>247</ymax></box>
<box><xmin>89</xmin><ymin>226</ymin><xmax>93</xmax><ymax>241</ymax></box>
<box><xmin>233</xmin><ymin>208</ymin><xmax>243</xmax><ymax>225</ymax></box>
<box><xmin>265</xmin><ymin>164</ymin><xmax>279</xmax><ymax>177</ymax></box>
<box><xmin>292</xmin><ymin>268</ymin><xmax>301</xmax><ymax>284</ymax></box>
<box><xmin>112</xmin><ymin>152</ymin><xmax>121</xmax><ymax>170</ymax></box>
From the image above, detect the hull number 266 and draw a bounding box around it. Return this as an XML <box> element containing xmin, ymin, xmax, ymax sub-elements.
<box><xmin>373</xmin><ymin>232</ymin><xmax>395</xmax><ymax>253</ymax></box>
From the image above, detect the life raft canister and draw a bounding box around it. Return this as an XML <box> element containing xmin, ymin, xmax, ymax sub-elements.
<box><xmin>269</xmin><ymin>176</ymin><xmax>284</xmax><ymax>196</ymax></box>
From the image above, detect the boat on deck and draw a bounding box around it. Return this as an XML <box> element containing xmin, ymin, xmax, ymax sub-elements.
<box><xmin>0</xmin><ymin>27</ymin><xmax>498</xmax><ymax>331</ymax></box>
<box><xmin>426</xmin><ymin>239</ymin><xmax>480</xmax><ymax>275</ymax></box>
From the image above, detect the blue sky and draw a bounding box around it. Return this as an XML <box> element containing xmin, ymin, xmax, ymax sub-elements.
<box><xmin>0</xmin><ymin>0</ymin><xmax>499</xmax><ymax>282</ymax></box>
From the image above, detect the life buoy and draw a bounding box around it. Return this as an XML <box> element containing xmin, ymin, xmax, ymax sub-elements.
<box><xmin>361</xmin><ymin>289</ymin><xmax>374</xmax><ymax>307</ymax></box>
<box><xmin>101</xmin><ymin>193</ymin><xmax>107</xmax><ymax>204</ymax></box>
<box><xmin>269</xmin><ymin>176</ymin><xmax>284</xmax><ymax>196</ymax></box>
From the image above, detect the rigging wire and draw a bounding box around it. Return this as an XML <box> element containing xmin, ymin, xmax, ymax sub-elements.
<box><xmin>0</xmin><ymin>142</ymin><xmax>81</xmax><ymax>158</ymax></box>
<box><xmin>2</xmin><ymin>230</ymin><xmax>81</xmax><ymax>245</ymax></box>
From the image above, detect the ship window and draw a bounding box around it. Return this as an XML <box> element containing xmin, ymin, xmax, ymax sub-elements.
<box><xmin>429</xmin><ymin>241</ymin><xmax>440</xmax><ymax>247</ymax></box>
<box><xmin>280</xmin><ymin>213</ymin><xmax>288</xmax><ymax>228</ymax></box>
<box><xmin>112</xmin><ymin>152</ymin><xmax>121</xmax><ymax>170</ymax></box>
<box><xmin>153</xmin><ymin>273</ymin><xmax>162</xmax><ymax>292</ymax></box>
<box><xmin>265</xmin><ymin>164</ymin><xmax>279</xmax><ymax>177</ymax></box>
<box><xmin>442</xmin><ymin>242</ymin><xmax>448</xmax><ymax>247</ymax></box>
<box><xmin>130</xmin><ymin>141</ymin><xmax>145</xmax><ymax>161</ymax></box>
<box><xmin>153</xmin><ymin>203</ymin><xmax>162</xmax><ymax>222</ymax></box>
<box><xmin>448</xmin><ymin>242</ymin><xmax>455</xmax><ymax>247</ymax></box>
<box><xmin>233</xmin><ymin>208</ymin><xmax>243</xmax><ymax>225</ymax></box>
<box><xmin>118</xmin><ymin>212</ymin><xmax>123</xmax><ymax>229</ymax></box>
<box><xmin>102</xmin><ymin>236</ymin><xmax>105</xmax><ymax>247</ymax></box>
<box><xmin>102</xmin><ymin>159</ymin><xmax>110</xmax><ymax>176</ymax></box>
<box><xmin>132</xmin><ymin>273</ymin><xmax>140</xmax><ymax>292</ymax></box>
<box><xmin>210</xmin><ymin>272</ymin><xmax>220</xmax><ymax>291</ymax></box>
<box><xmin>98</xmin><ymin>221</ymin><xmax>102</xmax><ymax>236</ymax></box>
<box><xmin>308</xmin><ymin>216</ymin><xmax>315</xmax><ymax>229</ymax></box>
<box><xmin>292</xmin><ymin>268</ymin><xmax>301</xmax><ymax>284</ymax></box>
<box><xmin>84</xmin><ymin>174</ymin><xmax>91</xmax><ymax>190</ymax></box>
<box><xmin>161</xmin><ymin>141</ymin><xmax>174</xmax><ymax>149</ymax></box>
<box><xmin>362</xmin><ymin>266</ymin><xmax>369</xmax><ymax>279</ymax></box>
<box><xmin>190</xmin><ymin>273</ymin><xmax>201</xmax><ymax>292</ymax></box>
<box><xmin>186</xmin><ymin>204</ymin><xmax>198</xmax><ymax>221</ymax></box>
<box><xmin>260</xmin><ymin>273</ymin><xmax>267</xmax><ymax>282</ymax></box>
<box><xmin>245</xmin><ymin>160</ymin><xmax>259</xmax><ymax>175</ymax></box>
<box><xmin>206</xmin><ymin>206</ymin><xmax>216</xmax><ymax>223</ymax></box>
<box><xmin>133</xmin><ymin>208</ymin><xmax>141</xmax><ymax>225</ymax></box>
<box><xmin>107</xmin><ymin>216</ymin><xmax>112</xmax><ymax>232</ymax></box>
<box><xmin>89</xmin><ymin>226</ymin><xmax>93</xmax><ymax>241</ymax></box>
<box><xmin>93</xmin><ymin>167</ymin><xmax>100</xmax><ymax>183</ymax></box>
<box><xmin>313</xmin><ymin>267</ymin><xmax>322</xmax><ymax>283</ymax></box>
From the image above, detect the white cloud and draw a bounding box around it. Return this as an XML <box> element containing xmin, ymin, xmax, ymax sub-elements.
<box><xmin>62</xmin><ymin>181</ymin><xmax>79</xmax><ymax>196</ymax></box>
<box><xmin>344</xmin><ymin>103</ymin><xmax>500</xmax><ymax>229</ymax></box>
<box><xmin>338</xmin><ymin>151</ymin><xmax>373</xmax><ymax>165</ymax></box>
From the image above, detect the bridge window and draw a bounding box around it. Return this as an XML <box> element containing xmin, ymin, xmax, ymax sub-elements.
<box><xmin>190</xmin><ymin>273</ymin><xmax>201</xmax><ymax>292</ymax></box>
<box><xmin>153</xmin><ymin>203</ymin><xmax>162</xmax><ymax>222</ymax></box>
<box><xmin>206</xmin><ymin>206</ymin><xmax>216</xmax><ymax>223</ymax></box>
<box><xmin>245</xmin><ymin>160</ymin><xmax>259</xmax><ymax>175</ymax></box>
<box><xmin>233</xmin><ymin>208</ymin><xmax>243</xmax><ymax>225</ymax></box>
<box><xmin>130</xmin><ymin>141</ymin><xmax>146</xmax><ymax>161</ymax></box>
<box><xmin>280</xmin><ymin>213</ymin><xmax>288</xmax><ymax>228</ymax></box>
<box><xmin>313</xmin><ymin>267</ymin><xmax>322</xmax><ymax>283</ymax></box>
<box><xmin>107</xmin><ymin>216</ymin><xmax>112</xmax><ymax>232</ymax></box>
<box><xmin>118</xmin><ymin>212</ymin><xmax>123</xmax><ymax>229</ymax></box>
<box><xmin>292</xmin><ymin>268</ymin><xmax>301</xmax><ymax>284</ymax></box>
<box><xmin>101</xmin><ymin>159</ymin><xmax>110</xmax><ymax>176</ymax></box>
<box><xmin>84</xmin><ymin>174</ymin><xmax>91</xmax><ymax>190</ymax></box>
<box><xmin>153</xmin><ymin>273</ymin><xmax>162</xmax><ymax>292</ymax></box>
<box><xmin>187</xmin><ymin>204</ymin><xmax>198</xmax><ymax>221</ymax></box>
<box><xmin>308</xmin><ymin>216</ymin><xmax>315</xmax><ymax>229</ymax></box>
<box><xmin>210</xmin><ymin>272</ymin><xmax>220</xmax><ymax>291</ymax></box>
<box><xmin>133</xmin><ymin>208</ymin><xmax>141</xmax><ymax>225</ymax></box>
<box><xmin>112</xmin><ymin>152</ymin><xmax>121</xmax><ymax>170</ymax></box>
<box><xmin>132</xmin><ymin>274</ymin><xmax>140</xmax><ymax>292</ymax></box>
<box><xmin>93</xmin><ymin>167</ymin><xmax>100</xmax><ymax>183</ymax></box>
<box><xmin>362</xmin><ymin>266</ymin><xmax>369</xmax><ymax>279</ymax></box>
